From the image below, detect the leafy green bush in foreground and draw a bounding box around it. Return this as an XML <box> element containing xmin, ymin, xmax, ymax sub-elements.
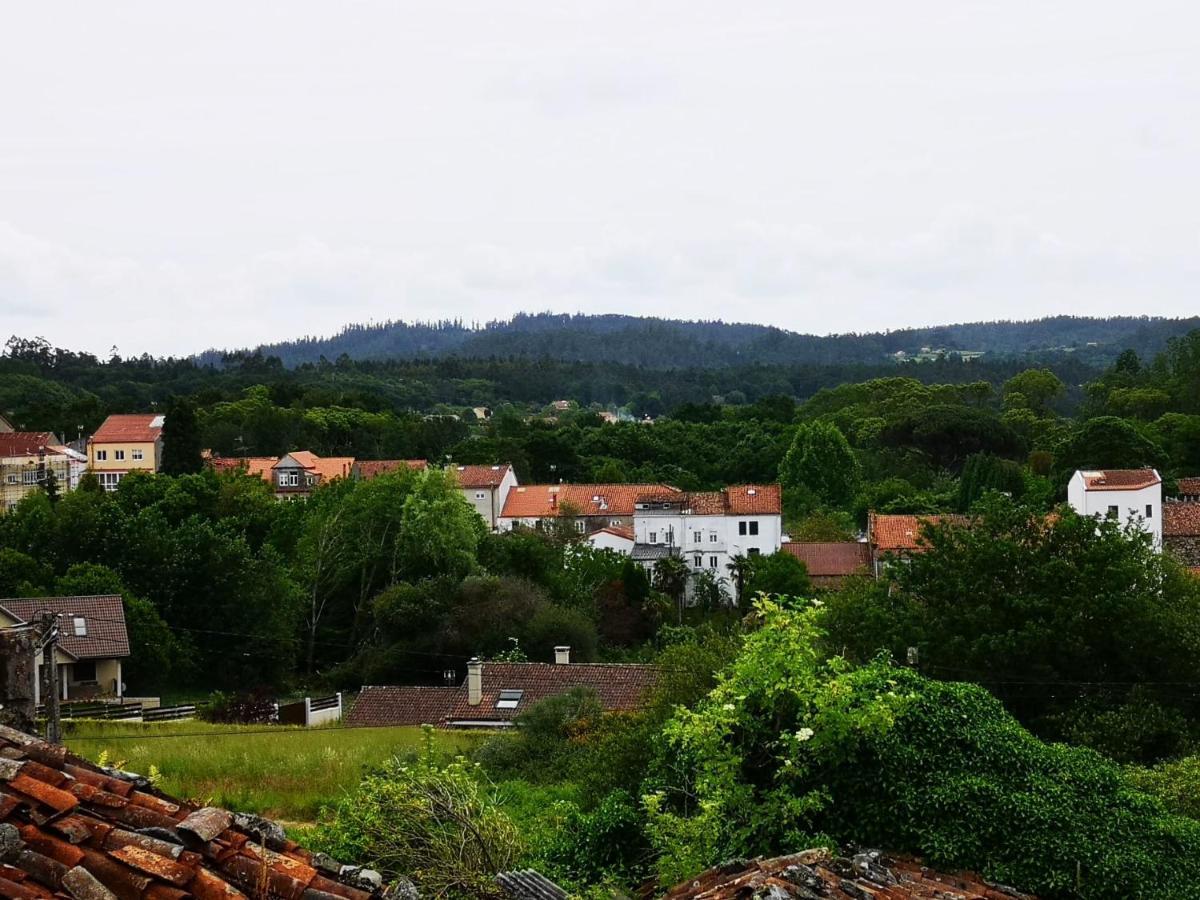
<box><xmin>645</xmin><ymin>600</ymin><xmax>1200</xmax><ymax>899</ymax></box>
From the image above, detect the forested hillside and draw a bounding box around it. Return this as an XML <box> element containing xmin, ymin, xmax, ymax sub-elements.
<box><xmin>199</xmin><ymin>312</ymin><xmax>1200</xmax><ymax>369</ymax></box>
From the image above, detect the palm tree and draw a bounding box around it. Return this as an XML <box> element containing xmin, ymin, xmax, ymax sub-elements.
<box><xmin>653</xmin><ymin>555</ymin><xmax>690</xmax><ymax>624</ymax></box>
<box><xmin>726</xmin><ymin>553</ymin><xmax>754</xmax><ymax>611</ymax></box>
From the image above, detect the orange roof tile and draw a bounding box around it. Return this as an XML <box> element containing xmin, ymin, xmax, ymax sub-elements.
<box><xmin>1165</xmin><ymin>502</ymin><xmax>1200</xmax><ymax>537</ymax></box>
<box><xmin>346</xmin><ymin>686</ymin><xmax>460</xmax><ymax>727</ymax></box>
<box><xmin>635</xmin><ymin>485</ymin><xmax>783</xmax><ymax>516</ymax></box>
<box><xmin>0</xmin><ymin>433</ymin><xmax>56</xmax><ymax>458</ymax></box>
<box><xmin>869</xmin><ymin>513</ymin><xmax>970</xmax><ymax>553</ymax></box>
<box><xmin>274</xmin><ymin>452</ymin><xmax>355</xmax><ymax>483</ymax></box>
<box><xmin>781</xmin><ymin>542</ymin><xmax>871</xmax><ymax>577</ymax></box>
<box><xmin>1078</xmin><ymin>468</ymin><xmax>1161</xmax><ymax>491</ymax></box>
<box><xmin>1177</xmin><ymin>477</ymin><xmax>1200</xmax><ymax>496</ymax></box>
<box><xmin>451</xmin><ymin>464</ymin><xmax>512</xmax><ymax>488</ymax></box>
<box><xmin>90</xmin><ymin>414</ymin><xmax>163</xmax><ymax>444</ymax></box>
<box><xmin>590</xmin><ymin>525</ymin><xmax>635</xmax><ymax>541</ymax></box>
<box><xmin>500</xmin><ymin>483</ymin><xmax>680</xmax><ymax>519</ymax></box>
<box><xmin>0</xmin><ymin>724</ymin><xmax>390</xmax><ymax>898</ymax></box>
<box><xmin>207</xmin><ymin>456</ymin><xmax>278</xmax><ymax>481</ymax></box>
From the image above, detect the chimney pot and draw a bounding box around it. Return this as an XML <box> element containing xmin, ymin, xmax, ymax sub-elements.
<box><xmin>554</xmin><ymin>646</ymin><xmax>570</xmax><ymax>665</ymax></box>
<box><xmin>467</xmin><ymin>658</ymin><xmax>482</xmax><ymax>706</ymax></box>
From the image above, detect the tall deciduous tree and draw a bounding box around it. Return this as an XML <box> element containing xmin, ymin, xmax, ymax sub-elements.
<box><xmin>779</xmin><ymin>421</ymin><xmax>860</xmax><ymax>512</ymax></box>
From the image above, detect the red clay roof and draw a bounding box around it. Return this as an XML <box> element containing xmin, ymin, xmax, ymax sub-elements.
<box><xmin>353</xmin><ymin>661</ymin><xmax>660</xmax><ymax>727</ymax></box>
<box><xmin>500</xmin><ymin>483</ymin><xmax>680</xmax><ymax>519</ymax></box>
<box><xmin>444</xmin><ymin>662</ymin><xmax>660</xmax><ymax>725</ymax></box>
<box><xmin>354</xmin><ymin>459</ymin><xmax>428</xmax><ymax>480</ymax></box>
<box><xmin>346</xmin><ymin>686</ymin><xmax>460</xmax><ymax>727</ymax></box>
<box><xmin>1177</xmin><ymin>477</ymin><xmax>1200</xmax><ymax>496</ymax></box>
<box><xmin>276</xmin><ymin>452</ymin><xmax>355</xmax><ymax>483</ymax></box>
<box><xmin>869</xmin><ymin>513</ymin><xmax>970</xmax><ymax>553</ymax></box>
<box><xmin>0</xmin><ymin>596</ymin><xmax>128</xmax><ymax>659</ymax></box>
<box><xmin>781</xmin><ymin>542</ymin><xmax>871</xmax><ymax>577</ymax></box>
<box><xmin>451</xmin><ymin>464</ymin><xmax>512</xmax><ymax>488</ymax></box>
<box><xmin>1078</xmin><ymin>468</ymin><xmax>1161</xmax><ymax>491</ymax></box>
<box><xmin>0</xmin><ymin>723</ymin><xmax>388</xmax><ymax>899</ymax></box>
<box><xmin>636</xmin><ymin>486</ymin><xmax>782</xmax><ymax>516</ymax></box>
<box><xmin>590</xmin><ymin>525</ymin><xmax>635</xmax><ymax>541</ymax></box>
<box><xmin>91</xmin><ymin>414</ymin><xmax>163</xmax><ymax>444</ymax></box>
<box><xmin>663</xmin><ymin>849</ymin><xmax>1035</xmax><ymax>899</ymax></box>
<box><xmin>0</xmin><ymin>433</ymin><xmax>56</xmax><ymax>458</ymax></box>
<box><xmin>1165</xmin><ymin>503</ymin><xmax>1200</xmax><ymax>537</ymax></box>
<box><xmin>208</xmin><ymin>456</ymin><xmax>278</xmax><ymax>481</ymax></box>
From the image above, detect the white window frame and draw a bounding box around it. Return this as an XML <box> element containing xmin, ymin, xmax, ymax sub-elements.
<box><xmin>709</xmin><ymin>531</ymin><xmax>718</xmax><ymax>543</ymax></box>
<box><xmin>114</xmin><ymin>450</ymin><xmax>125</xmax><ymax>461</ymax></box>
<box><xmin>22</xmin><ymin>469</ymin><xmax>39</xmax><ymax>485</ymax></box>
<box><xmin>95</xmin><ymin>450</ymin><xmax>107</xmax><ymax>461</ymax></box>
<box><xmin>475</xmin><ymin>491</ymin><xmax>487</xmax><ymax>500</ymax></box>
<box><xmin>132</xmin><ymin>448</ymin><xmax>144</xmax><ymax>461</ymax></box>
<box><xmin>98</xmin><ymin>472</ymin><xmax>122</xmax><ymax>492</ymax></box>
<box><xmin>5</xmin><ymin>474</ymin><xmax>17</xmax><ymax>485</ymax></box>
<box><xmin>73</xmin><ymin>616</ymin><xmax>87</xmax><ymax>636</ymax></box>
<box><xmin>709</xmin><ymin>555</ymin><xmax>718</xmax><ymax>569</ymax></box>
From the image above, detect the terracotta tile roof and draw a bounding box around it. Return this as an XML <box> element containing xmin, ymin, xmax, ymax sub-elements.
<box><xmin>0</xmin><ymin>596</ymin><xmax>128</xmax><ymax>659</ymax></box>
<box><xmin>274</xmin><ymin>452</ymin><xmax>355</xmax><ymax>484</ymax></box>
<box><xmin>207</xmin><ymin>456</ymin><xmax>279</xmax><ymax>481</ymax></box>
<box><xmin>451</xmin><ymin>464</ymin><xmax>512</xmax><ymax>488</ymax></box>
<box><xmin>781</xmin><ymin>542</ymin><xmax>871</xmax><ymax>577</ymax></box>
<box><xmin>0</xmin><ymin>723</ymin><xmax>393</xmax><ymax>899</ymax></box>
<box><xmin>500</xmin><ymin>484</ymin><xmax>680</xmax><ymax>519</ymax></box>
<box><xmin>353</xmin><ymin>459</ymin><xmax>428</xmax><ymax>480</ymax></box>
<box><xmin>589</xmin><ymin>525</ymin><xmax>635</xmax><ymax>541</ymax></box>
<box><xmin>663</xmin><ymin>849</ymin><xmax>1035</xmax><ymax>899</ymax></box>
<box><xmin>354</xmin><ymin>661</ymin><xmax>660</xmax><ymax>727</ymax></box>
<box><xmin>1165</xmin><ymin>502</ymin><xmax>1200</xmax><ymax>537</ymax></box>
<box><xmin>0</xmin><ymin>433</ymin><xmax>56</xmax><ymax>459</ymax></box>
<box><xmin>443</xmin><ymin>661</ymin><xmax>660</xmax><ymax>725</ymax></box>
<box><xmin>346</xmin><ymin>686</ymin><xmax>460</xmax><ymax>727</ymax></box>
<box><xmin>90</xmin><ymin>415</ymin><xmax>163</xmax><ymax>444</ymax></box>
<box><xmin>723</xmin><ymin>484</ymin><xmax>782</xmax><ymax>515</ymax></box>
<box><xmin>1077</xmin><ymin>468</ymin><xmax>1161</xmax><ymax>491</ymax></box>
<box><xmin>869</xmin><ymin>513</ymin><xmax>970</xmax><ymax>553</ymax></box>
<box><xmin>1177</xmin><ymin>477</ymin><xmax>1200</xmax><ymax>496</ymax></box>
<box><xmin>635</xmin><ymin>486</ymin><xmax>782</xmax><ymax>516</ymax></box>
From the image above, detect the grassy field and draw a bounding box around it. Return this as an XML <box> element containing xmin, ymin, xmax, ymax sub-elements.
<box><xmin>63</xmin><ymin>720</ymin><xmax>483</xmax><ymax>823</ymax></box>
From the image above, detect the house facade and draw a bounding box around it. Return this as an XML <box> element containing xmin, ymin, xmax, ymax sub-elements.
<box><xmin>271</xmin><ymin>451</ymin><xmax>355</xmax><ymax>498</ymax></box>
<box><xmin>867</xmin><ymin>512</ymin><xmax>970</xmax><ymax>576</ymax></box>
<box><xmin>452</xmin><ymin>464</ymin><xmax>517</xmax><ymax>530</ymax></box>
<box><xmin>87</xmin><ymin>413</ymin><xmax>164</xmax><ymax>491</ymax></box>
<box><xmin>1</xmin><ymin>433</ymin><xmax>83</xmax><ymax>511</ymax></box>
<box><xmin>0</xmin><ymin>595</ymin><xmax>129</xmax><ymax>703</ymax></box>
<box><xmin>1066</xmin><ymin>468</ymin><xmax>1162</xmax><ymax>546</ymax></box>
<box><xmin>631</xmin><ymin>485</ymin><xmax>784</xmax><ymax>586</ymax></box>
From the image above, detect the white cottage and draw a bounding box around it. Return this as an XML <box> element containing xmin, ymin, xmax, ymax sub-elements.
<box><xmin>1067</xmin><ymin>469</ymin><xmax>1162</xmax><ymax>546</ymax></box>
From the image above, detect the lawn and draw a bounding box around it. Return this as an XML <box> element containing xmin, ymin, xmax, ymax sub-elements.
<box><xmin>63</xmin><ymin>720</ymin><xmax>483</xmax><ymax>823</ymax></box>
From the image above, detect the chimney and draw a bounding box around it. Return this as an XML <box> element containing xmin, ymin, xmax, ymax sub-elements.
<box><xmin>467</xmin><ymin>658</ymin><xmax>482</xmax><ymax>706</ymax></box>
<box><xmin>554</xmin><ymin>646</ymin><xmax>570</xmax><ymax>665</ymax></box>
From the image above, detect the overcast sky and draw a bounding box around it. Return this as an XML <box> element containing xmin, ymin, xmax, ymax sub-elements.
<box><xmin>2</xmin><ymin>2</ymin><xmax>1198</xmax><ymax>357</ymax></box>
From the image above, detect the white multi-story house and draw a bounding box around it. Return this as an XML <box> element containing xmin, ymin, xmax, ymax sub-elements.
<box><xmin>1067</xmin><ymin>469</ymin><xmax>1163</xmax><ymax>546</ymax></box>
<box><xmin>452</xmin><ymin>464</ymin><xmax>518</xmax><ymax>531</ymax></box>
<box><xmin>631</xmin><ymin>485</ymin><xmax>783</xmax><ymax>594</ymax></box>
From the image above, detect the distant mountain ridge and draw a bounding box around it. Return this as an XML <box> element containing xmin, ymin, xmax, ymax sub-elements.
<box><xmin>199</xmin><ymin>312</ymin><xmax>1200</xmax><ymax>370</ymax></box>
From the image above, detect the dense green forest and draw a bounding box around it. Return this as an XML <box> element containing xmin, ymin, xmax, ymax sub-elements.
<box><xmin>6</xmin><ymin>326</ymin><xmax>1200</xmax><ymax>897</ymax></box>
<box><xmin>198</xmin><ymin>311</ymin><xmax>1200</xmax><ymax>369</ymax></box>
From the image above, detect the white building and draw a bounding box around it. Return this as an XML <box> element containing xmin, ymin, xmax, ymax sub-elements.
<box><xmin>631</xmin><ymin>485</ymin><xmax>783</xmax><ymax>597</ymax></box>
<box><xmin>586</xmin><ymin>525</ymin><xmax>636</xmax><ymax>554</ymax></box>
<box><xmin>1067</xmin><ymin>469</ymin><xmax>1162</xmax><ymax>546</ymax></box>
<box><xmin>452</xmin><ymin>464</ymin><xmax>518</xmax><ymax>531</ymax></box>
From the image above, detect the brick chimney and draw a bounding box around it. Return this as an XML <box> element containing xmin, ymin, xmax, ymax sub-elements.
<box><xmin>467</xmin><ymin>658</ymin><xmax>482</xmax><ymax>706</ymax></box>
<box><xmin>554</xmin><ymin>646</ymin><xmax>570</xmax><ymax>665</ymax></box>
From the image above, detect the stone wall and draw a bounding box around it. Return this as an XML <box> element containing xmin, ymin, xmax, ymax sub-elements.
<box><xmin>1166</xmin><ymin>535</ymin><xmax>1200</xmax><ymax>568</ymax></box>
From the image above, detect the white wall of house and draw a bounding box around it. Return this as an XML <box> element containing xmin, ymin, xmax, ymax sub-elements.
<box><xmin>459</xmin><ymin>467</ymin><xmax>518</xmax><ymax>530</ymax></box>
<box><xmin>634</xmin><ymin>511</ymin><xmax>783</xmax><ymax>581</ymax></box>
<box><xmin>586</xmin><ymin>530</ymin><xmax>635</xmax><ymax>554</ymax></box>
<box><xmin>1067</xmin><ymin>471</ymin><xmax>1163</xmax><ymax>546</ymax></box>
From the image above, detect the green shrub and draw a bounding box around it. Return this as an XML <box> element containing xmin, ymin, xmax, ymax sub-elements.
<box><xmin>543</xmin><ymin>790</ymin><xmax>653</xmax><ymax>886</ymax></box>
<box><xmin>314</xmin><ymin>730</ymin><xmax>523</xmax><ymax>898</ymax></box>
<box><xmin>646</xmin><ymin>600</ymin><xmax>1200</xmax><ymax>898</ymax></box>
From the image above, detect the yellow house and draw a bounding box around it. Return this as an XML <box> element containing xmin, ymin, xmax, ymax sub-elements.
<box><xmin>0</xmin><ymin>595</ymin><xmax>129</xmax><ymax>703</ymax></box>
<box><xmin>1</xmin><ymin>432</ymin><xmax>83</xmax><ymax>512</ymax></box>
<box><xmin>88</xmin><ymin>413</ymin><xmax>164</xmax><ymax>491</ymax></box>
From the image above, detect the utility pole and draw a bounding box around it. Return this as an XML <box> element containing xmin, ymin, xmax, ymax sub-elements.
<box><xmin>38</xmin><ymin>612</ymin><xmax>61</xmax><ymax>744</ymax></box>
